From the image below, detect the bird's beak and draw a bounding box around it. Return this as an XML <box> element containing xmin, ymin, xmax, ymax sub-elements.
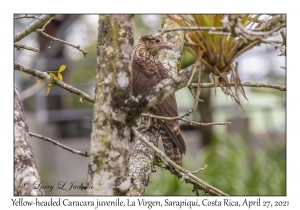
<box><xmin>160</xmin><ymin>41</ymin><xmax>173</xmax><ymax>50</ymax></box>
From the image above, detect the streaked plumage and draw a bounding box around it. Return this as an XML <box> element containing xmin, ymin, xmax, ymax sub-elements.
<box><xmin>132</xmin><ymin>34</ymin><xmax>186</xmax><ymax>169</ymax></box>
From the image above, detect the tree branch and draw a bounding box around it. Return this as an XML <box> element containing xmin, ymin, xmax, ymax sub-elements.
<box><xmin>14</xmin><ymin>42</ymin><xmax>39</xmax><ymax>52</ymax></box>
<box><xmin>254</xmin><ymin>15</ymin><xmax>286</xmax><ymax>32</ymax></box>
<box><xmin>124</xmin><ymin>66</ymin><xmax>198</xmax><ymax>124</ymax></box>
<box><xmin>37</xmin><ymin>28</ymin><xmax>88</xmax><ymax>57</ymax></box>
<box><xmin>158</xmin><ymin>26</ymin><xmax>224</xmax><ymax>35</ymax></box>
<box><xmin>188</xmin><ymin>87</ymin><xmax>204</xmax><ymax>103</ymax></box>
<box><xmin>180</xmin><ymin>118</ymin><xmax>231</xmax><ymax>126</ymax></box>
<box><xmin>133</xmin><ymin>128</ymin><xmax>228</xmax><ymax>196</ymax></box>
<box><xmin>14</xmin><ymin>84</ymin><xmax>44</xmax><ymax>196</ymax></box>
<box><xmin>14</xmin><ymin>14</ymin><xmax>56</xmax><ymax>42</ymax></box>
<box><xmin>14</xmin><ymin>62</ymin><xmax>95</xmax><ymax>103</ymax></box>
<box><xmin>14</xmin><ymin>14</ymin><xmax>41</xmax><ymax>20</ymax></box>
<box><xmin>222</xmin><ymin>15</ymin><xmax>286</xmax><ymax>50</ymax></box>
<box><xmin>189</xmin><ymin>82</ymin><xmax>286</xmax><ymax>91</ymax></box>
<box><xmin>29</xmin><ymin>132</ymin><xmax>89</xmax><ymax>157</ymax></box>
<box><xmin>15</xmin><ymin>62</ymin><xmax>284</xmax><ymax>115</ymax></box>
<box><xmin>142</xmin><ymin>112</ymin><xmax>231</xmax><ymax>126</ymax></box>
<box><xmin>126</xmin><ymin>72</ymin><xmax>285</xmax><ymax>124</ymax></box>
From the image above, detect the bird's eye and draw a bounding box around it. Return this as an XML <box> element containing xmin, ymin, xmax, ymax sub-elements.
<box><xmin>155</xmin><ymin>39</ymin><xmax>160</xmax><ymax>43</ymax></box>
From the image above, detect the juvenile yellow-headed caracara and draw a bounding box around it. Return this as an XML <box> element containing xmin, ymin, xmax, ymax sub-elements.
<box><xmin>132</xmin><ymin>34</ymin><xmax>186</xmax><ymax>170</ymax></box>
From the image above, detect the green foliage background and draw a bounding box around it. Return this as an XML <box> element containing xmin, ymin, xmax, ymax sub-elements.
<box><xmin>146</xmin><ymin>133</ymin><xmax>286</xmax><ymax>195</ymax></box>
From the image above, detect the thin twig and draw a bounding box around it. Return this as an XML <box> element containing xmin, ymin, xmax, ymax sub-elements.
<box><xmin>184</xmin><ymin>41</ymin><xmax>198</xmax><ymax>46</ymax></box>
<box><xmin>265</xmin><ymin>40</ymin><xmax>283</xmax><ymax>45</ymax></box>
<box><xmin>142</xmin><ymin>113</ymin><xmax>231</xmax><ymax>126</ymax></box>
<box><xmin>143</xmin><ymin>104</ymin><xmax>195</xmax><ymax>121</ymax></box>
<box><xmin>185</xmin><ymin>64</ymin><xmax>197</xmax><ymax>87</ymax></box>
<box><xmin>257</xmin><ymin>36</ymin><xmax>285</xmax><ymax>50</ymax></box>
<box><xmin>158</xmin><ymin>26</ymin><xmax>224</xmax><ymax>35</ymax></box>
<box><xmin>236</xmin><ymin>21</ymin><xmax>285</xmax><ymax>37</ymax></box>
<box><xmin>41</xmin><ymin>16</ymin><xmax>55</xmax><ymax>31</ymax></box>
<box><xmin>133</xmin><ymin>128</ymin><xmax>228</xmax><ymax>196</ymax></box>
<box><xmin>194</xmin><ymin>63</ymin><xmax>202</xmax><ymax>109</ymax></box>
<box><xmin>188</xmin><ymin>88</ymin><xmax>204</xmax><ymax>103</ymax></box>
<box><xmin>255</xmin><ymin>15</ymin><xmax>285</xmax><ymax>31</ymax></box>
<box><xmin>220</xmin><ymin>15</ymin><xmax>286</xmax><ymax>50</ymax></box>
<box><xmin>280</xmin><ymin>66</ymin><xmax>286</xmax><ymax>70</ymax></box>
<box><xmin>181</xmin><ymin>118</ymin><xmax>231</xmax><ymax>126</ymax></box>
<box><xmin>14</xmin><ymin>62</ymin><xmax>95</xmax><ymax>103</ymax></box>
<box><xmin>14</xmin><ymin>43</ymin><xmax>39</xmax><ymax>52</ymax></box>
<box><xmin>208</xmin><ymin>31</ymin><xmax>231</xmax><ymax>36</ymax></box>
<box><xmin>37</xmin><ymin>28</ymin><xmax>88</xmax><ymax>57</ymax></box>
<box><xmin>236</xmin><ymin>27</ymin><xmax>285</xmax><ymax>50</ymax></box>
<box><xmin>20</xmin><ymin>84</ymin><xmax>43</xmax><ymax>100</ymax></box>
<box><xmin>234</xmin><ymin>18</ymin><xmax>285</xmax><ymax>50</ymax></box>
<box><xmin>14</xmin><ymin>14</ymin><xmax>56</xmax><ymax>42</ymax></box>
<box><xmin>154</xmin><ymin>161</ymin><xmax>206</xmax><ymax>175</ymax></box>
<box><xmin>29</xmin><ymin>132</ymin><xmax>89</xmax><ymax>157</ymax></box>
<box><xmin>189</xmin><ymin>82</ymin><xmax>286</xmax><ymax>91</ymax></box>
<box><xmin>125</xmin><ymin>65</ymin><xmax>200</xmax><ymax>124</ymax></box>
<box><xmin>14</xmin><ymin>14</ymin><xmax>41</xmax><ymax>20</ymax></box>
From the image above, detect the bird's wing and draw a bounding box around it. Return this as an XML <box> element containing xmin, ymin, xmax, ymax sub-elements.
<box><xmin>154</xmin><ymin>61</ymin><xmax>186</xmax><ymax>154</ymax></box>
<box><xmin>132</xmin><ymin>57</ymin><xmax>186</xmax><ymax>154</ymax></box>
<box><xmin>132</xmin><ymin>57</ymin><xmax>163</xmax><ymax>96</ymax></box>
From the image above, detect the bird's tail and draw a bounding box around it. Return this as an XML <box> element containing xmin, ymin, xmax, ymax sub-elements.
<box><xmin>159</xmin><ymin>127</ymin><xmax>183</xmax><ymax>172</ymax></box>
<box><xmin>157</xmin><ymin>120</ymin><xmax>186</xmax><ymax>154</ymax></box>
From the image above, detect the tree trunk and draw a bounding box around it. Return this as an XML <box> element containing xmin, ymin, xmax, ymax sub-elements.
<box><xmin>14</xmin><ymin>84</ymin><xmax>44</xmax><ymax>195</ymax></box>
<box><xmin>87</xmin><ymin>15</ymin><xmax>134</xmax><ymax>195</ymax></box>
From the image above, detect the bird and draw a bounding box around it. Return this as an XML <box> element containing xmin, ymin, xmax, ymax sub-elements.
<box><xmin>132</xmin><ymin>34</ymin><xmax>186</xmax><ymax>170</ymax></box>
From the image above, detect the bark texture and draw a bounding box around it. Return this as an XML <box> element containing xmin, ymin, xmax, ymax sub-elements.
<box><xmin>14</xmin><ymin>84</ymin><xmax>44</xmax><ymax>195</ymax></box>
<box><xmin>158</xmin><ymin>15</ymin><xmax>185</xmax><ymax>77</ymax></box>
<box><xmin>87</xmin><ymin>15</ymin><xmax>134</xmax><ymax>195</ymax></box>
<box><xmin>126</xmin><ymin>118</ymin><xmax>160</xmax><ymax>195</ymax></box>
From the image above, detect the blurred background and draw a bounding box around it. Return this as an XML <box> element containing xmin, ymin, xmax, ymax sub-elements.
<box><xmin>14</xmin><ymin>15</ymin><xmax>286</xmax><ymax>195</ymax></box>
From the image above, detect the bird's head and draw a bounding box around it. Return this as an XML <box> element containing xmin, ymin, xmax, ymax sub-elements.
<box><xmin>134</xmin><ymin>34</ymin><xmax>172</xmax><ymax>57</ymax></box>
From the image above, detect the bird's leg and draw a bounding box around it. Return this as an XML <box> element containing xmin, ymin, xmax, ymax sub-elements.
<box><xmin>152</xmin><ymin>153</ymin><xmax>165</xmax><ymax>172</ymax></box>
<box><xmin>137</xmin><ymin>117</ymin><xmax>153</xmax><ymax>132</ymax></box>
<box><xmin>137</xmin><ymin>117</ymin><xmax>160</xmax><ymax>172</ymax></box>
